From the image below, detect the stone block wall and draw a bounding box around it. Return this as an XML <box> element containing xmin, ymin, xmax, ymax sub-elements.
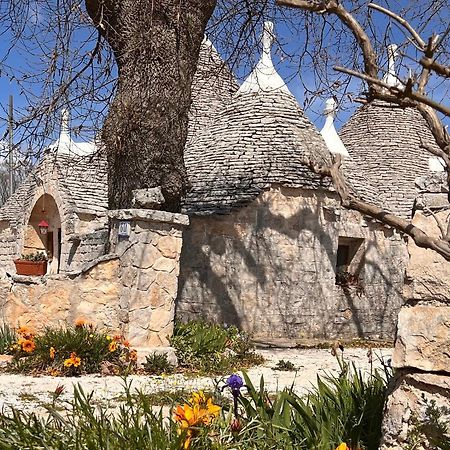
<box><xmin>381</xmin><ymin>210</ymin><xmax>450</xmax><ymax>449</ymax></box>
<box><xmin>0</xmin><ymin>229</ymin><xmax>18</xmax><ymax>275</ymax></box>
<box><xmin>65</xmin><ymin>229</ymin><xmax>109</xmax><ymax>272</ymax></box>
<box><xmin>177</xmin><ymin>186</ymin><xmax>408</xmax><ymax>341</ymax></box>
<box><xmin>0</xmin><ymin>209</ymin><xmax>188</xmax><ymax>349</ymax></box>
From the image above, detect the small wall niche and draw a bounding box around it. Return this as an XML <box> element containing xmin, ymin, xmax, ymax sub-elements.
<box><xmin>335</xmin><ymin>236</ymin><xmax>365</xmax><ymax>286</ymax></box>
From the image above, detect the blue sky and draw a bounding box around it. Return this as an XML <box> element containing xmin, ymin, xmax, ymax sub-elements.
<box><xmin>0</xmin><ymin>1</ymin><xmax>448</xmax><ymax>152</ymax></box>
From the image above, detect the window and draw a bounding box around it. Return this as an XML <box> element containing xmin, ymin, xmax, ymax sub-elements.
<box><xmin>335</xmin><ymin>237</ymin><xmax>364</xmax><ymax>286</ymax></box>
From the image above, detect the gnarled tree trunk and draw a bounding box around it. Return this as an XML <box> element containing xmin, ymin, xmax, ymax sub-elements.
<box><xmin>85</xmin><ymin>0</ymin><xmax>217</xmax><ymax>211</ymax></box>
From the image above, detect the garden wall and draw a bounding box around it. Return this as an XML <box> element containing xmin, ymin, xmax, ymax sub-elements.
<box><xmin>177</xmin><ymin>186</ymin><xmax>408</xmax><ymax>341</ymax></box>
<box><xmin>0</xmin><ymin>209</ymin><xmax>188</xmax><ymax>348</ymax></box>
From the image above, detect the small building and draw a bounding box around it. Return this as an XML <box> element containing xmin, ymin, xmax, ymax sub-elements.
<box><xmin>0</xmin><ymin>27</ymin><xmax>439</xmax><ymax>342</ymax></box>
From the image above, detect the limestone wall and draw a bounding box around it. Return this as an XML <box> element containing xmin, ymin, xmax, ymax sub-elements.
<box><xmin>0</xmin><ymin>209</ymin><xmax>188</xmax><ymax>349</ymax></box>
<box><xmin>0</xmin><ymin>228</ymin><xmax>18</xmax><ymax>275</ymax></box>
<box><xmin>381</xmin><ymin>210</ymin><xmax>450</xmax><ymax>449</ymax></box>
<box><xmin>65</xmin><ymin>229</ymin><xmax>109</xmax><ymax>272</ymax></box>
<box><xmin>177</xmin><ymin>186</ymin><xmax>408</xmax><ymax>340</ymax></box>
<box><xmin>0</xmin><ymin>259</ymin><xmax>122</xmax><ymax>332</ymax></box>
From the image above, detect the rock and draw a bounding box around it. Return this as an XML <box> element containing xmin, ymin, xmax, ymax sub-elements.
<box><xmin>132</xmin><ymin>188</ymin><xmax>165</xmax><ymax>209</ymax></box>
<box><xmin>393</xmin><ymin>305</ymin><xmax>450</xmax><ymax>373</ymax></box>
<box><xmin>380</xmin><ymin>371</ymin><xmax>450</xmax><ymax>450</ymax></box>
<box><xmin>0</xmin><ymin>355</ymin><xmax>13</xmax><ymax>368</ymax></box>
<box><xmin>405</xmin><ymin>211</ymin><xmax>450</xmax><ymax>302</ymax></box>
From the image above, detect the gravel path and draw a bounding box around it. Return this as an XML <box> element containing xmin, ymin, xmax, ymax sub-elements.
<box><xmin>0</xmin><ymin>348</ymin><xmax>392</xmax><ymax>415</ymax></box>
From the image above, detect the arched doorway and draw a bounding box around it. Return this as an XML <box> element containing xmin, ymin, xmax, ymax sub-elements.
<box><xmin>24</xmin><ymin>194</ymin><xmax>62</xmax><ymax>274</ymax></box>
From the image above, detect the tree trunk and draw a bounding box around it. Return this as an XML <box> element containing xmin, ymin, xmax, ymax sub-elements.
<box><xmin>85</xmin><ymin>0</ymin><xmax>217</xmax><ymax>211</ymax></box>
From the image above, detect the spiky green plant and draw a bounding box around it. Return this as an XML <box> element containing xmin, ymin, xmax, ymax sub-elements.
<box><xmin>0</xmin><ymin>324</ymin><xmax>16</xmax><ymax>354</ymax></box>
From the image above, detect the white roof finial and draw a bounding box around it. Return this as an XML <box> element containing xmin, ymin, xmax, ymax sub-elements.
<box><xmin>383</xmin><ymin>44</ymin><xmax>401</xmax><ymax>88</ymax></box>
<box><xmin>238</xmin><ymin>21</ymin><xmax>291</xmax><ymax>96</ymax></box>
<box><xmin>59</xmin><ymin>108</ymin><xmax>71</xmax><ymax>147</ymax></box>
<box><xmin>48</xmin><ymin>108</ymin><xmax>96</xmax><ymax>156</ymax></box>
<box><xmin>320</xmin><ymin>98</ymin><xmax>349</xmax><ymax>157</ymax></box>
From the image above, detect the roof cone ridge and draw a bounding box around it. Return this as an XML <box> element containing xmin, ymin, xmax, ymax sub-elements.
<box><xmin>320</xmin><ymin>98</ymin><xmax>349</xmax><ymax>157</ymax></box>
<box><xmin>382</xmin><ymin>44</ymin><xmax>402</xmax><ymax>88</ymax></box>
<box><xmin>238</xmin><ymin>21</ymin><xmax>292</xmax><ymax>96</ymax></box>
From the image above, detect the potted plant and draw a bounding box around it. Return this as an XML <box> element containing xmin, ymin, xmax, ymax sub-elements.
<box><xmin>14</xmin><ymin>252</ymin><xmax>48</xmax><ymax>276</ymax></box>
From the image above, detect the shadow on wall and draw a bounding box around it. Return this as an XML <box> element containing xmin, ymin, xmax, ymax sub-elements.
<box><xmin>176</xmin><ymin>189</ymin><xmax>407</xmax><ymax>340</ymax></box>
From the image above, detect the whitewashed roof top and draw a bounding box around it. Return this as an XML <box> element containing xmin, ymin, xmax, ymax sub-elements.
<box><xmin>238</xmin><ymin>22</ymin><xmax>292</xmax><ymax>96</ymax></box>
<box><xmin>320</xmin><ymin>99</ymin><xmax>349</xmax><ymax>157</ymax></box>
<box><xmin>48</xmin><ymin>109</ymin><xmax>97</xmax><ymax>157</ymax></box>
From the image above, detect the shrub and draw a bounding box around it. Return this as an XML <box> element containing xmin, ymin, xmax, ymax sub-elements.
<box><xmin>19</xmin><ymin>252</ymin><xmax>47</xmax><ymax>261</ymax></box>
<box><xmin>0</xmin><ymin>324</ymin><xmax>16</xmax><ymax>355</ymax></box>
<box><xmin>273</xmin><ymin>359</ymin><xmax>296</xmax><ymax>371</ymax></box>
<box><xmin>6</xmin><ymin>322</ymin><xmax>137</xmax><ymax>375</ymax></box>
<box><xmin>143</xmin><ymin>352</ymin><xmax>175</xmax><ymax>375</ymax></box>
<box><xmin>170</xmin><ymin>321</ymin><xmax>263</xmax><ymax>374</ymax></box>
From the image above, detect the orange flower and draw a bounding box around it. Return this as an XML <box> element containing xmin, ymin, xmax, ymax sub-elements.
<box><xmin>74</xmin><ymin>318</ymin><xmax>86</xmax><ymax>328</ymax></box>
<box><xmin>123</xmin><ymin>340</ymin><xmax>130</xmax><ymax>348</ymax></box>
<box><xmin>49</xmin><ymin>347</ymin><xmax>56</xmax><ymax>359</ymax></box>
<box><xmin>17</xmin><ymin>326</ymin><xmax>34</xmax><ymax>339</ymax></box>
<box><xmin>173</xmin><ymin>393</ymin><xmax>221</xmax><ymax>448</ymax></box>
<box><xmin>113</xmin><ymin>334</ymin><xmax>123</xmax><ymax>342</ymax></box>
<box><xmin>64</xmin><ymin>352</ymin><xmax>81</xmax><ymax>368</ymax></box>
<box><xmin>108</xmin><ymin>341</ymin><xmax>118</xmax><ymax>352</ymax></box>
<box><xmin>129</xmin><ymin>349</ymin><xmax>137</xmax><ymax>362</ymax></box>
<box><xmin>20</xmin><ymin>339</ymin><xmax>36</xmax><ymax>353</ymax></box>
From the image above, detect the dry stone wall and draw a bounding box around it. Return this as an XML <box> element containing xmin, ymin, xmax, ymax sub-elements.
<box><xmin>0</xmin><ymin>209</ymin><xmax>188</xmax><ymax>349</ymax></box>
<box><xmin>177</xmin><ymin>186</ymin><xmax>408</xmax><ymax>341</ymax></box>
<box><xmin>381</xmin><ymin>210</ymin><xmax>450</xmax><ymax>449</ymax></box>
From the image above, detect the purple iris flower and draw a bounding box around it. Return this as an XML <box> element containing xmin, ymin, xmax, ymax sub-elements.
<box><xmin>226</xmin><ymin>374</ymin><xmax>244</xmax><ymax>395</ymax></box>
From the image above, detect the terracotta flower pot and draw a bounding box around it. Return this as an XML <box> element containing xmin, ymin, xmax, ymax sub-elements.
<box><xmin>14</xmin><ymin>260</ymin><xmax>48</xmax><ymax>276</ymax></box>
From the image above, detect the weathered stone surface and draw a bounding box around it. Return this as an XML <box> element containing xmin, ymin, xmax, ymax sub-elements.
<box><xmin>381</xmin><ymin>372</ymin><xmax>450</xmax><ymax>450</ymax></box>
<box><xmin>156</xmin><ymin>235</ymin><xmax>182</xmax><ymax>259</ymax></box>
<box><xmin>405</xmin><ymin>211</ymin><xmax>450</xmax><ymax>303</ymax></box>
<box><xmin>132</xmin><ymin>187</ymin><xmax>165</xmax><ymax>209</ymax></box>
<box><xmin>0</xmin><ymin>355</ymin><xmax>13</xmax><ymax>367</ymax></box>
<box><xmin>132</xmin><ymin>244</ymin><xmax>161</xmax><ymax>270</ymax></box>
<box><xmin>108</xmin><ymin>209</ymin><xmax>189</xmax><ymax>226</ymax></box>
<box><xmin>178</xmin><ymin>186</ymin><xmax>408</xmax><ymax>340</ymax></box>
<box><xmin>152</xmin><ymin>257</ymin><xmax>178</xmax><ymax>273</ymax></box>
<box><xmin>393</xmin><ymin>305</ymin><xmax>450</xmax><ymax>373</ymax></box>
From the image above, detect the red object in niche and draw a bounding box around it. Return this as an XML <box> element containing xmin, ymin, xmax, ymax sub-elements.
<box><xmin>14</xmin><ymin>260</ymin><xmax>48</xmax><ymax>276</ymax></box>
<box><xmin>38</xmin><ymin>220</ymin><xmax>49</xmax><ymax>235</ymax></box>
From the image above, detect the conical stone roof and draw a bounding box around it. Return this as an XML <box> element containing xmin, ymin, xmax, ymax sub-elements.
<box><xmin>183</xmin><ymin>90</ymin><xmax>332</xmax><ymax>215</ymax></box>
<box><xmin>340</xmin><ymin>100</ymin><xmax>440</xmax><ymax>218</ymax></box>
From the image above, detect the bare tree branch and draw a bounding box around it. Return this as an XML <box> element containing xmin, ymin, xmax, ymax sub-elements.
<box><xmin>334</xmin><ymin>65</ymin><xmax>450</xmax><ymax>117</ymax></box>
<box><xmin>368</xmin><ymin>3</ymin><xmax>426</xmax><ymax>49</ymax></box>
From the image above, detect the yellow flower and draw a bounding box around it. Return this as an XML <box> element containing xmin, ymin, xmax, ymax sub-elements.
<box><xmin>335</xmin><ymin>444</ymin><xmax>361</xmax><ymax>450</ymax></box>
<box><xmin>49</xmin><ymin>347</ymin><xmax>56</xmax><ymax>359</ymax></box>
<box><xmin>173</xmin><ymin>393</ymin><xmax>221</xmax><ymax>448</ymax></box>
<box><xmin>48</xmin><ymin>368</ymin><xmax>61</xmax><ymax>377</ymax></box>
<box><xmin>106</xmin><ymin>335</ymin><xmax>112</xmax><ymax>341</ymax></box>
<box><xmin>20</xmin><ymin>339</ymin><xmax>36</xmax><ymax>353</ymax></box>
<box><xmin>108</xmin><ymin>341</ymin><xmax>118</xmax><ymax>352</ymax></box>
<box><xmin>89</xmin><ymin>334</ymin><xmax>94</xmax><ymax>338</ymax></box>
<box><xmin>64</xmin><ymin>352</ymin><xmax>81</xmax><ymax>368</ymax></box>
